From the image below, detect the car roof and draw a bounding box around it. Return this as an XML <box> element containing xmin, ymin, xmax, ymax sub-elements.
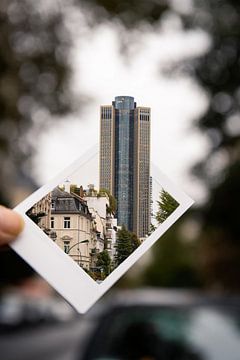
<box><xmin>88</xmin><ymin>288</ymin><xmax>240</xmax><ymax>317</ymax></box>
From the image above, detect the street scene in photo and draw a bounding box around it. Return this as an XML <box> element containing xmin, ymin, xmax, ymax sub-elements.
<box><xmin>26</xmin><ymin>96</ymin><xmax>179</xmax><ymax>283</ymax></box>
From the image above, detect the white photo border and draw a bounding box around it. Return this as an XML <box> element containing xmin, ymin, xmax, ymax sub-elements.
<box><xmin>12</xmin><ymin>146</ymin><xmax>194</xmax><ymax>313</ymax></box>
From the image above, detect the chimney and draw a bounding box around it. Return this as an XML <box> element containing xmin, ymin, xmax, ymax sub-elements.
<box><xmin>64</xmin><ymin>179</ymin><xmax>71</xmax><ymax>193</ymax></box>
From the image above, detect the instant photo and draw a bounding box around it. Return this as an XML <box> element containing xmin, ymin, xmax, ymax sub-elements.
<box><xmin>25</xmin><ymin>179</ymin><xmax>179</xmax><ymax>284</ymax></box>
<box><xmin>12</xmin><ymin>96</ymin><xmax>193</xmax><ymax>312</ymax></box>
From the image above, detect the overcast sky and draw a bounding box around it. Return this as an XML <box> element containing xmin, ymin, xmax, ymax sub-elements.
<box><xmin>33</xmin><ymin>11</ymin><xmax>211</xmax><ymax>206</ymax></box>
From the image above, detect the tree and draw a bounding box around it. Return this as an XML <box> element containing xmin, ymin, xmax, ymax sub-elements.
<box><xmin>70</xmin><ymin>184</ymin><xmax>80</xmax><ymax>196</ymax></box>
<box><xmin>156</xmin><ymin>189</ymin><xmax>179</xmax><ymax>224</ymax></box>
<box><xmin>96</xmin><ymin>250</ymin><xmax>111</xmax><ymax>277</ymax></box>
<box><xmin>99</xmin><ymin>188</ymin><xmax>117</xmax><ymax>215</ymax></box>
<box><xmin>115</xmin><ymin>226</ymin><xmax>141</xmax><ymax>267</ymax></box>
<box><xmin>131</xmin><ymin>233</ymin><xmax>141</xmax><ymax>250</ymax></box>
<box><xmin>149</xmin><ymin>223</ymin><xmax>156</xmax><ymax>235</ymax></box>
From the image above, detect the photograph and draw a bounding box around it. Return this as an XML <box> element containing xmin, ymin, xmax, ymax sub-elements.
<box><xmin>26</xmin><ymin>96</ymin><xmax>179</xmax><ymax>283</ymax></box>
<box><xmin>1</xmin><ymin>0</ymin><xmax>238</xmax><ymax>358</ymax></box>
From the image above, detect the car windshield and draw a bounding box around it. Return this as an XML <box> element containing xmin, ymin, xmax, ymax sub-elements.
<box><xmin>84</xmin><ymin>305</ymin><xmax>240</xmax><ymax>360</ymax></box>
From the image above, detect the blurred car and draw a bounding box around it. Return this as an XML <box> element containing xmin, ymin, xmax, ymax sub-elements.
<box><xmin>79</xmin><ymin>289</ymin><xmax>240</xmax><ymax>360</ymax></box>
<box><xmin>1</xmin><ymin>289</ymin><xmax>240</xmax><ymax>360</ymax></box>
<box><xmin>0</xmin><ymin>292</ymin><xmax>76</xmax><ymax>331</ymax></box>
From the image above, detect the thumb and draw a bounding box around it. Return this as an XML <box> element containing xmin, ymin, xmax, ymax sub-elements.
<box><xmin>0</xmin><ymin>206</ymin><xmax>25</xmax><ymax>246</ymax></box>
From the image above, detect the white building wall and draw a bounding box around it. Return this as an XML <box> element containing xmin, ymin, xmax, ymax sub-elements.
<box><xmin>85</xmin><ymin>196</ymin><xmax>109</xmax><ymax>219</ymax></box>
<box><xmin>50</xmin><ymin>213</ymin><xmax>92</xmax><ymax>269</ymax></box>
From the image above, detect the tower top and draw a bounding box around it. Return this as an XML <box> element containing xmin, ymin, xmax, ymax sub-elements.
<box><xmin>113</xmin><ymin>96</ymin><xmax>135</xmax><ymax>110</ymax></box>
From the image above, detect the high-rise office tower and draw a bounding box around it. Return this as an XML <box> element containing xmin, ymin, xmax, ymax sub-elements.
<box><xmin>100</xmin><ymin>96</ymin><xmax>151</xmax><ymax>239</ymax></box>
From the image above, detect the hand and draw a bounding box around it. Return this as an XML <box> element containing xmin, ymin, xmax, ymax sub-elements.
<box><xmin>0</xmin><ymin>206</ymin><xmax>24</xmax><ymax>246</ymax></box>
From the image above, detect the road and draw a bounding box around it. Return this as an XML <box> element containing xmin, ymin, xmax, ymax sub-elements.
<box><xmin>0</xmin><ymin>319</ymin><xmax>90</xmax><ymax>360</ymax></box>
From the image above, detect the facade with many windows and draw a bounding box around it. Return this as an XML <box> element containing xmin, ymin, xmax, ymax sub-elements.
<box><xmin>100</xmin><ymin>96</ymin><xmax>151</xmax><ymax>238</ymax></box>
<box><xmin>50</xmin><ymin>187</ymin><xmax>94</xmax><ymax>269</ymax></box>
<box><xmin>84</xmin><ymin>188</ymin><xmax>118</xmax><ymax>263</ymax></box>
<box><xmin>27</xmin><ymin>184</ymin><xmax>118</xmax><ymax>274</ymax></box>
<box><xmin>50</xmin><ymin>187</ymin><xmax>119</xmax><ymax>272</ymax></box>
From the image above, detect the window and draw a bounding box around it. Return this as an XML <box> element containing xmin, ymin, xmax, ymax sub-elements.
<box><xmin>63</xmin><ymin>241</ymin><xmax>70</xmax><ymax>253</ymax></box>
<box><xmin>51</xmin><ymin>217</ymin><xmax>54</xmax><ymax>228</ymax></box>
<box><xmin>51</xmin><ymin>200</ymin><xmax>55</xmax><ymax>210</ymax></box>
<box><xmin>64</xmin><ymin>217</ymin><xmax>71</xmax><ymax>228</ymax></box>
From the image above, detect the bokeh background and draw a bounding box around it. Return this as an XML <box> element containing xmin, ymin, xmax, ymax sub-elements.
<box><xmin>0</xmin><ymin>0</ymin><xmax>239</xmax><ymax>293</ymax></box>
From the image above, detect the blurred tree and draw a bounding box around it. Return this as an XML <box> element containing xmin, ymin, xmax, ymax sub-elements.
<box><xmin>0</xmin><ymin>0</ymin><xmax>74</xmax><ymax>285</ymax></box>
<box><xmin>142</xmin><ymin>0</ymin><xmax>240</xmax><ymax>291</ymax></box>
<box><xmin>80</xmin><ymin>0</ymin><xmax>169</xmax><ymax>27</ymax></box>
<box><xmin>0</xmin><ymin>0</ymin><xmax>73</xmax><ymax>206</ymax></box>
<box><xmin>186</xmin><ymin>0</ymin><xmax>240</xmax><ymax>291</ymax></box>
<box><xmin>142</xmin><ymin>191</ymin><xmax>198</xmax><ymax>288</ymax></box>
<box><xmin>142</xmin><ymin>217</ymin><xmax>202</xmax><ymax>288</ymax></box>
<box><xmin>156</xmin><ymin>189</ymin><xmax>179</xmax><ymax>224</ymax></box>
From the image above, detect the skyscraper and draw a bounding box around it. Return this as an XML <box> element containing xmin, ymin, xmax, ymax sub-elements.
<box><xmin>100</xmin><ymin>96</ymin><xmax>151</xmax><ymax>239</ymax></box>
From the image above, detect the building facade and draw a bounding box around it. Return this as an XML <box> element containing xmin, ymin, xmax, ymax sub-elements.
<box><xmin>50</xmin><ymin>187</ymin><xmax>94</xmax><ymax>269</ymax></box>
<box><xmin>100</xmin><ymin>96</ymin><xmax>151</xmax><ymax>238</ymax></box>
<box><xmin>84</xmin><ymin>185</ymin><xmax>118</xmax><ymax>262</ymax></box>
<box><xmin>27</xmin><ymin>184</ymin><xmax>119</xmax><ymax>280</ymax></box>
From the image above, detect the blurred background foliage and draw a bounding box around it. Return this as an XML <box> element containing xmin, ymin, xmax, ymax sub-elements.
<box><xmin>0</xmin><ymin>0</ymin><xmax>73</xmax><ymax>206</ymax></box>
<box><xmin>0</xmin><ymin>0</ymin><xmax>239</xmax><ymax>292</ymax></box>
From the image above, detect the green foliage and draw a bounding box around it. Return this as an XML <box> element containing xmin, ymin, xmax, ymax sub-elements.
<box><xmin>96</xmin><ymin>250</ymin><xmax>111</xmax><ymax>277</ymax></box>
<box><xmin>70</xmin><ymin>184</ymin><xmax>80</xmax><ymax>196</ymax></box>
<box><xmin>149</xmin><ymin>223</ymin><xmax>156</xmax><ymax>234</ymax></box>
<box><xmin>115</xmin><ymin>226</ymin><xmax>141</xmax><ymax>267</ymax></box>
<box><xmin>156</xmin><ymin>189</ymin><xmax>179</xmax><ymax>224</ymax></box>
<box><xmin>99</xmin><ymin>188</ymin><xmax>117</xmax><ymax>215</ymax></box>
<box><xmin>143</xmin><ymin>218</ymin><xmax>202</xmax><ymax>288</ymax></box>
<box><xmin>131</xmin><ymin>232</ymin><xmax>141</xmax><ymax>251</ymax></box>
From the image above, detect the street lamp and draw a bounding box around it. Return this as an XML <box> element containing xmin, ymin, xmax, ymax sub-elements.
<box><xmin>66</xmin><ymin>239</ymin><xmax>89</xmax><ymax>254</ymax></box>
<box><xmin>66</xmin><ymin>240</ymin><xmax>89</xmax><ymax>267</ymax></box>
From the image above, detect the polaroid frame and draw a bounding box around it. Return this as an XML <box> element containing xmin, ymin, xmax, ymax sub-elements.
<box><xmin>12</xmin><ymin>146</ymin><xmax>194</xmax><ymax>313</ymax></box>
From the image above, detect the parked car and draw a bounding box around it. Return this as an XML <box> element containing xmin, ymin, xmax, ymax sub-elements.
<box><xmin>79</xmin><ymin>289</ymin><xmax>240</xmax><ymax>360</ymax></box>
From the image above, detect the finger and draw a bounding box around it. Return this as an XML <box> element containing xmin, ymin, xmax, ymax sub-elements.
<box><xmin>0</xmin><ymin>206</ymin><xmax>25</xmax><ymax>246</ymax></box>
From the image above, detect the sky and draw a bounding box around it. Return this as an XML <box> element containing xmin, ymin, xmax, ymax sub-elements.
<box><xmin>33</xmin><ymin>8</ymin><xmax>211</xmax><ymax>207</ymax></box>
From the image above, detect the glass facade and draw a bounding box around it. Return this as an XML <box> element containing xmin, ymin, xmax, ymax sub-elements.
<box><xmin>114</xmin><ymin>96</ymin><xmax>136</xmax><ymax>229</ymax></box>
<box><xmin>100</xmin><ymin>96</ymin><xmax>151</xmax><ymax>238</ymax></box>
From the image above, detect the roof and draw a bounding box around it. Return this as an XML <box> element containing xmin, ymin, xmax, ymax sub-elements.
<box><xmin>51</xmin><ymin>187</ymin><xmax>72</xmax><ymax>199</ymax></box>
<box><xmin>51</xmin><ymin>187</ymin><xmax>91</xmax><ymax>217</ymax></box>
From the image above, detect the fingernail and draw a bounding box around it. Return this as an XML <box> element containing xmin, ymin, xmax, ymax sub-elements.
<box><xmin>0</xmin><ymin>206</ymin><xmax>25</xmax><ymax>236</ymax></box>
